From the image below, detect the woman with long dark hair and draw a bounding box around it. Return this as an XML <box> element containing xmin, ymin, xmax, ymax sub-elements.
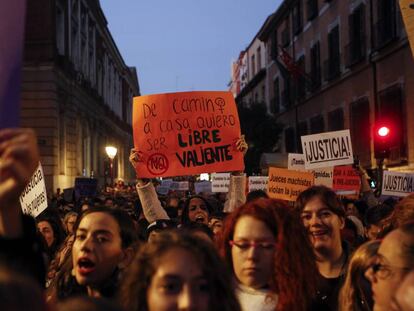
<box><xmin>48</xmin><ymin>206</ymin><xmax>138</xmax><ymax>301</ymax></box>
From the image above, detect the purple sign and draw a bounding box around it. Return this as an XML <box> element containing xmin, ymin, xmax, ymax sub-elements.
<box><xmin>0</xmin><ymin>1</ymin><xmax>26</xmax><ymax>129</ymax></box>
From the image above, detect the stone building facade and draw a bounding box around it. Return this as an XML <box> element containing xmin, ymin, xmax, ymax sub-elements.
<box><xmin>232</xmin><ymin>0</ymin><xmax>414</xmax><ymax>171</ymax></box>
<box><xmin>22</xmin><ymin>0</ymin><xmax>140</xmax><ymax>192</ymax></box>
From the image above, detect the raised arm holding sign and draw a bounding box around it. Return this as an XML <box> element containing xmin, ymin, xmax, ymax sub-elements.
<box><xmin>132</xmin><ymin>91</ymin><xmax>244</xmax><ymax>178</ymax></box>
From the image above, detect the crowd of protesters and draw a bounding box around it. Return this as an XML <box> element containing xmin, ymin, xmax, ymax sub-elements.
<box><xmin>0</xmin><ymin>127</ymin><xmax>414</xmax><ymax>311</ymax></box>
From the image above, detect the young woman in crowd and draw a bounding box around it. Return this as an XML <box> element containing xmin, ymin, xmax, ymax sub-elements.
<box><xmin>48</xmin><ymin>206</ymin><xmax>138</xmax><ymax>301</ymax></box>
<box><xmin>219</xmin><ymin>198</ymin><xmax>318</xmax><ymax>311</ymax></box>
<box><xmin>295</xmin><ymin>185</ymin><xmax>350</xmax><ymax>311</ymax></box>
<box><xmin>338</xmin><ymin>240</ymin><xmax>380</xmax><ymax>311</ymax></box>
<box><xmin>63</xmin><ymin>212</ymin><xmax>78</xmax><ymax>235</ymax></box>
<box><xmin>37</xmin><ymin>215</ymin><xmax>66</xmax><ymax>262</ymax></box>
<box><xmin>119</xmin><ymin>230</ymin><xmax>241</xmax><ymax>311</ymax></box>
<box><xmin>365</xmin><ymin>222</ymin><xmax>414</xmax><ymax>311</ymax></box>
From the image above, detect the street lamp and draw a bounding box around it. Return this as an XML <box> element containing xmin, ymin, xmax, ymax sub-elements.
<box><xmin>105</xmin><ymin>146</ymin><xmax>117</xmax><ymax>187</ymax></box>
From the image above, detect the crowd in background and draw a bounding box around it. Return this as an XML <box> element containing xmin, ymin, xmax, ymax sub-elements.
<box><xmin>0</xmin><ymin>127</ymin><xmax>414</xmax><ymax>311</ymax></box>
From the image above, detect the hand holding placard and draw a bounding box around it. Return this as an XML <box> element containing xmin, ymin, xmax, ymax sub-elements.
<box><xmin>132</xmin><ymin>91</ymin><xmax>244</xmax><ymax>178</ymax></box>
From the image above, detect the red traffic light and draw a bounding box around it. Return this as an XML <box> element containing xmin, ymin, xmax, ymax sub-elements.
<box><xmin>377</xmin><ymin>126</ymin><xmax>390</xmax><ymax>137</ymax></box>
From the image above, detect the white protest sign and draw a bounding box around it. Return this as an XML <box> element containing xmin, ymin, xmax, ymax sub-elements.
<box><xmin>248</xmin><ymin>176</ymin><xmax>269</xmax><ymax>192</ymax></box>
<box><xmin>212</xmin><ymin>173</ymin><xmax>231</xmax><ymax>193</ymax></box>
<box><xmin>301</xmin><ymin>129</ymin><xmax>353</xmax><ymax>169</ymax></box>
<box><xmin>194</xmin><ymin>181</ymin><xmax>212</xmax><ymax>194</ymax></box>
<box><xmin>19</xmin><ymin>163</ymin><xmax>48</xmax><ymax>217</ymax></box>
<box><xmin>288</xmin><ymin>153</ymin><xmax>306</xmax><ymax>170</ymax></box>
<box><xmin>313</xmin><ymin>167</ymin><xmax>334</xmax><ymax>188</ymax></box>
<box><xmin>382</xmin><ymin>171</ymin><xmax>414</xmax><ymax>197</ymax></box>
<box><xmin>287</xmin><ymin>153</ymin><xmax>333</xmax><ymax>187</ymax></box>
<box><xmin>170</xmin><ymin>181</ymin><xmax>189</xmax><ymax>191</ymax></box>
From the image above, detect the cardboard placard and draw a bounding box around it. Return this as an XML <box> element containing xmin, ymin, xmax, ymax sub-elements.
<box><xmin>382</xmin><ymin>170</ymin><xmax>414</xmax><ymax>197</ymax></box>
<box><xmin>0</xmin><ymin>1</ymin><xmax>26</xmax><ymax>129</ymax></box>
<box><xmin>211</xmin><ymin>173</ymin><xmax>231</xmax><ymax>193</ymax></box>
<box><xmin>288</xmin><ymin>153</ymin><xmax>306</xmax><ymax>170</ymax></box>
<box><xmin>333</xmin><ymin>165</ymin><xmax>361</xmax><ymax>195</ymax></box>
<box><xmin>194</xmin><ymin>181</ymin><xmax>212</xmax><ymax>194</ymax></box>
<box><xmin>74</xmin><ymin>178</ymin><xmax>98</xmax><ymax>199</ymax></box>
<box><xmin>248</xmin><ymin>176</ymin><xmax>269</xmax><ymax>192</ymax></box>
<box><xmin>19</xmin><ymin>163</ymin><xmax>48</xmax><ymax>217</ymax></box>
<box><xmin>287</xmin><ymin>153</ymin><xmax>333</xmax><ymax>187</ymax></box>
<box><xmin>301</xmin><ymin>130</ymin><xmax>353</xmax><ymax>169</ymax></box>
<box><xmin>132</xmin><ymin>91</ymin><xmax>244</xmax><ymax>178</ymax></box>
<box><xmin>313</xmin><ymin>167</ymin><xmax>334</xmax><ymax>188</ymax></box>
<box><xmin>267</xmin><ymin>167</ymin><xmax>314</xmax><ymax>201</ymax></box>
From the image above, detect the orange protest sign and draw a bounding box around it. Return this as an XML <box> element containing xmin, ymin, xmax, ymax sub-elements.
<box><xmin>267</xmin><ymin>167</ymin><xmax>314</xmax><ymax>201</ymax></box>
<box><xmin>399</xmin><ymin>1</ymin><xmax>414</xmax><ymax>58</ymax></box>
<box><xmin>132</xmin><ymin>91</ymin><xmax>244</xmax><ymax>178</ymax></box>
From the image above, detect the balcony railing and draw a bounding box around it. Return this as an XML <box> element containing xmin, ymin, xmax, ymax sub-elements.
<box><xmin>345</xmin><ymin>36</ymin><xmax>366</xmax><ymax>67</ymax></box>
<box><xmin>323</xmin><ymin>55</ymin><xmax>341</xmax><ymax>81</ymax></box>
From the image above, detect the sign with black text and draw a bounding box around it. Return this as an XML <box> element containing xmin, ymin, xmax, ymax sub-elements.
<box><xmin>301</xmin><ymin>130</ymin><xmax>353</xmax><ymax>169</ymax></box>
<box><xmin>382</xmin><ymin>171</ymin><xmax>414</xmax><ymax>197</ymax></box>
<box><xmin>19</xmin><ymin>163</ymin><xmax>48</xmax><ymax>217</ymax></box>
<box><xmin>211</xmin><ymin>173</ymin><xmax>231</xmax><ymax>193</ymax></box>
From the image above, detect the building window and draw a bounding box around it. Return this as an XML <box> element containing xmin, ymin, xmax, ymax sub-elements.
<box><xmin>56</xmin><ymin>5</ymin><xmax>65</xmax><ymax>56</ymax></box>
<box><xmin>281</xmin><ymin>19</ymin><xmax>290</xmax><ymax>47</ymax></box>
<box><xmin>59</xmin><ymin>112</ymin><xmax>66</xmax><ymax>175</ymax></box>
<box><xmin>306</xmin><ymin>0</ymin><xmax>318</xmax><ymax>21</ymax></box>
<box><xmin>251</xmin><ymin>54</ymin><xmax>256</xmax><ymax>77</ymax></box>
<box><xmin>350</xmin><ymin>98</ymin><xmax>371</xmax><ymax>164</ymax></box>
<box><xmin>378</xmin><ymin>85</ymin><xmax>406</xmax><ymax>163</ymax></box>
<box><xmin>285</xmin><ymin>127</ymin><xmax>296</xmax><ymax>153</ymax></box>
<box><xmin>293</xmin><ymin>1</ymin><xmax>303</xmax><ymax>35</ymax></box>
<box><xmin>282</xmin><ymin>76</ymin><xmax>292</xmax><ymax>108</ymax></box>
<box><xmin>270</xmin><ymin>30</ymin><xmax>278</xmax><ymax>61</ymax></box>
<box><xmin>257</xmin><ymin>47</ymin><xmax>262</xmax><ymax>70</ymax></box>
<box><xmin>271</xmin><ymin>78</ymin><xmax>280</xmax><ymax>114</ymax></box>
<box><xmin>324</xmin><ymin>25</ymin><xmax>341</xmax><ymax>81</ymax></box>
<box><xmin>375</xmin><ymin>0</ymin><xmax>398</xmax><ymax>49</ymax></box>
<box><xmin>261</xmin><ymin>85</ymin><xmax>265</xmax><ymax>103</ymax></box>
<box><xmin>328</xmin><ymin>108</ymin><xmax>344</xmax><ymax>131</ymax></box>
<box><xmin>310</xmin><ymin>42</ymin><xmax>321</xmax><ymax>90</ymax></box>
<box><xmin>310</xmin><ymin>115</ymin><xmax>325</xmax><ymax>134</ymax></box>
<box><xmin>346</xmin><ymin>4</ymin><xmax>366</xmax><ymax>67</ymax></box>
<box><xmin>296</xmin><ymin>55</ymin><xmax>306</xmax><ymax>100</ymax></box>
<box><xmin>297</xmin><ymin>121</ymin><xmax>308</xmax><ymax>153</ymax></box>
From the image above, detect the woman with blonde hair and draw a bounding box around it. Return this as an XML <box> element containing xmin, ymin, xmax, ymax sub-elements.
<box><xmin>338</xmin><ymin>240</ymin><xmax>380</xmax><ymax>311</ymax></box>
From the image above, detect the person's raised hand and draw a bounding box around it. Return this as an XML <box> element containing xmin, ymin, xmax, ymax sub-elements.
<box><xmin>0</xmin><ymin>128</ymin><xmax>40</xmax><ymax>237</ymax></box>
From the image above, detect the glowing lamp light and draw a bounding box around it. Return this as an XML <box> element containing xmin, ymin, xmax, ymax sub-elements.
<box><xmin>378</xmin><ymin>126</ymin><xmax>390</xmax><ymax>137</ymax></box>
<box><xmin>105</xmin><ymin>146</ymin><xmax>118</xmax><ymax>159</ymax></box>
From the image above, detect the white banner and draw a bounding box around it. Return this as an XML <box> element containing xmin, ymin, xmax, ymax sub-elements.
<box><xmin>248</xmin><ymin>176</ymin><xmax>269</xmax><ymax>192</ymax></box>
<box><xmin>301</xmin><ymin>130</ymin><xmax>353</xmax><ymax>169</ymax></box>
<box><xmin>211</xmin><ymin>173</ymin><xmax>231</xmax><ymax>193</ymax></box>
<box><xmin>194</xmin><ymin>181</ymin><xmax>212</xmax><ymax>194</ymax></box>
<box><xmin>382</xmin><ymin>171</ymin><xmax>414</xmax><ymax>197</ymax></box>
<box><xmin>19</xmin><ymin>163</ymin><xmax>48</xmax><ymax>217</ymax></box>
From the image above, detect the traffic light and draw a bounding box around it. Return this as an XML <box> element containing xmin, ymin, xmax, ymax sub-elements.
<box><xmin>373</xmin><ymin>123</ymin><xmax>394</xmax><ymax>159</ymax></box>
